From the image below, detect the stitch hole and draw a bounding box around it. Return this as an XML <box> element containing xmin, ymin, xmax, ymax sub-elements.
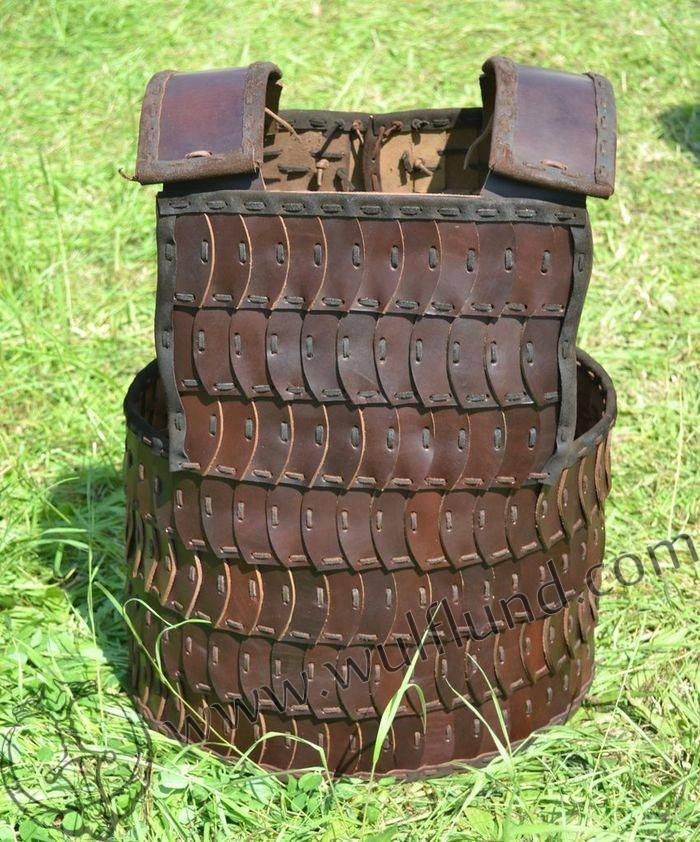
<box><xmin>342</xmin><ymin>336</ymin><xmax>350</xmax><ymax>359</ymax></box>
<box><xmin>528</xmin><ymin>427</ymin><xmax>537</xmax><ymax>449</ymax></box>
<box><xmin>428</xmin><ymin>245</ymin><xmax>438</xmax><ymax>269</ymax></box>
<box><xmin>200</xmin><ymin>240</ymin><xmax>209</xmax><ymax>263</ymax></box>
<box><xmin>452</xmin><ymin>341</ymin><xmax>461</xmax><ymax>364</ymax></box>
<box><xmin>305</xmin><ymin>336</ymin><xmax>314</xmax><ymax>358</ymax></box>
<box><xmin>280</xmin><ymin>422</ymin><xmax>289</xmax><ymax>442</ymax></box>
<box><xmin>493</xmin><ymin>427</ymin><xmax>503</xmax><ymax>450</ymax></box>
<box><xmin>208</xmin><ymin>415</ymin><xmax>217</xmax><ymax>437</ymax></box>
<box><xmin>386</xmin><ymin>428</ymin><xmax>396</xmax><ymax>450</ymax></box>
<box><xmin>541</xmin><ymin>250</ymin><xmax>551</xmax><ymax>274</ymax></box>
<box><xmin>415</xmin><ymin>338</ymin><xmax>423</xmax><ymax>362</ymax></box>
<box><xmin>458</xmin><ymin>429</ymin><xmax>467</xmax><ymax>450</ymax></box>
<box><xmin>466</xmin><ymin>248</ymin><xmax>476</xmax><ymax>272</ymax></box>
<box><xmin>504</xmin><ymin>247</ymin><xmax>513</xmax><ymax>271</ymax></box>
<box><xmin>390</xmin><ymin>245</ymin><xmax>400</xmax><ymax>269</ymax></box>
<box><xmin>525</xmin><ymin>341</ymin><xmax>534</xmax><ymax>365</ymax></box>
<box><xmin>377</xmin><ymin>338</ymin><xmax>387</xmax><ymax>361</ymax></box>
<box><xmin>238</xmin><ymin>242</ymin><xmax>248</xmax><ymax>264</ymax></box>
<box><xmin>490</xmin><ymin>342</ymin><xmax>497</xmax><ymax>364</ymax></box>
<box><xmin>313</xmin><ymin>243</ymin><xmax>323</xmax><ymax>266</ymax></box>
<box><xmin>276</xmin><ymin>243</ymin><xmax>286</xmax><ymax>265</ymax></box>
<box><xmin>352</xmin><ymin>243</ymin><xmax>361</xmax><ymax>267</ymax></box>
<box><xmin>350</xmin><ymin>426</ymin><xmax>360</xmax><ymax>448</ymax></box>
<box><xmin>422</xmin><ymin>428</ymin><xmax>431</xmax><ymax>449</ymax></box>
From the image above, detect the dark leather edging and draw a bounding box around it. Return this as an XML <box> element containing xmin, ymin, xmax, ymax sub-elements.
<box><xmin>545</xmin><ymin>347</ymin><xmax>616</xmax><ymax>484</ymax></box>
<box><xmin>153</xmin><ymin>213</ymin><xmax>187</xmax><ymax>469</ymax></box>
<box><xmin>588</xmin><ymin>73</ymin><xmax>616</xmax><ymax>193</ymax></box>
<box><xmin>156</xmin><ymin>190</ymin><xmax>588</xmax><ymax>225</ymax></box>
<box><xmin>541</xmin><ymin>223</ymin><xmax>593</xmax><ymax>484</ymax></box>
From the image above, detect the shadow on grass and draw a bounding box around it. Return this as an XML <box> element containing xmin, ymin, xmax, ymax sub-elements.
<box><xmin>1</xmin><ymin>463</ymin><xmax>156</xmax><ymax>839</ymax></box>
<box><xmin>658</xmin><ymin>103</ymin><xmax>699</xmax><ymax>163</ymax></box>
<box><xmin>40</xmin><ymin>461</ymin><xmax>131</xmax><ymax>689</ymax></box>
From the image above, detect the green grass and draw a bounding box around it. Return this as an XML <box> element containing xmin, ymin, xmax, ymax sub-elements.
<box><xmin>0</xmin><ymin>0</ymin><xmax>698</xmax><ymax>838</ymax></box>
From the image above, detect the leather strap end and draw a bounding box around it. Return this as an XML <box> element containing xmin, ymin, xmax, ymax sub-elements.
<box><xmin>135</xmin><ymin>61</ymin><xmax>282</xmax><ymax>185</ymax></box>
<box><xmin>481</xmin><ymin>56</ymin><xmax>616</xmax><ymax>199</ymax></box>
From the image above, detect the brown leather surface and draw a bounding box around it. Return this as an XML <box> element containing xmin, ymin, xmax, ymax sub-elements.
<box><xmin>136</xmin><ymin>62</ymin><xmax>282</xmax><ymax>184</ymax></box>
<box><xmin>480</xmin><ymin>57</ymin><xmax>616</xmax><ymax>198</ymax></box>
<box><xmin>125</xmin><ymin>55</ymin><xmax>618</xmax><ymax>777</ymax></box>
<box><xmin>128</xmin><ymin>593</ymin><xmax>596</xmax><ymax>776</ymax></box>
<box><xmin>124</xmin><ymin>350</ymin><xmax>614</xmax><ymax>775</ymax></box>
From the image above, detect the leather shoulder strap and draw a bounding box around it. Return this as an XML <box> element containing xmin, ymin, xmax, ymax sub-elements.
<box><xmin>135</xmin><ymin>61</ymin><xmax>282</xmax><ymax>184</ymax></box>
<box><xmin>480</xmin><ymin>56</ymin><xmax>616</xmax><ymax>198</ymax></box>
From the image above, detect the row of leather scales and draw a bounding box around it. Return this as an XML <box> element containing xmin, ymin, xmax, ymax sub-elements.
<box><xmin>126</xmin><ymin>425</ymin><xmax>609</xmax><ymax>575</ymax></box>
<box><xmin>128</xmin><ymin>583</ymin><xmax>597</xmax><ymax>720</ymax></box>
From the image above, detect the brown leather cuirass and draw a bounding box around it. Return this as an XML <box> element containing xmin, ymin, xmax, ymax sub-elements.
<box><xmin>123</xmin><ymin>55</ymin><xmax>617</xmax><ymax>778</ymax></box>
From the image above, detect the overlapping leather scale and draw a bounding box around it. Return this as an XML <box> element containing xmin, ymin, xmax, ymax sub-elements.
<box><xmin>127</xmin><ymin>586</ymin><xmax>597</xmax><ymax>777</ymax></box>
<box><xmin>123</xmin><ymin>351</ymin><xmax>613</xmax><ymax>776</ymax></box>
<box><xmin>170</xmin><ymin>217</ymin><xmax>570</xmax><ymax>468</ymax></box>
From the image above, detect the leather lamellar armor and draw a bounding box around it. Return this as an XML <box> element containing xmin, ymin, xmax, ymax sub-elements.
<box><xmin>124</xmin><ymin>56</ymin><xmax>617</xmax><ymax>778</ymax></box>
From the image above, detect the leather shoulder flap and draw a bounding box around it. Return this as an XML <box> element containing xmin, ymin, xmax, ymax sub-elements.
<box><xmin>481</xmin><ymin>56</ymin><xmax>616</xmax><ymax>198</ymax></box>
<box><xmin>135</xmin><ymin>61</ymin><xmax>282</xmax><ymax>184</ymax></box>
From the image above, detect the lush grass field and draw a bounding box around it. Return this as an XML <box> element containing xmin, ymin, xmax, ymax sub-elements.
<box><xmin>0</xmin><ymin>1</ymin><xmax>698</xmax><ymax>839</ymax></box>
